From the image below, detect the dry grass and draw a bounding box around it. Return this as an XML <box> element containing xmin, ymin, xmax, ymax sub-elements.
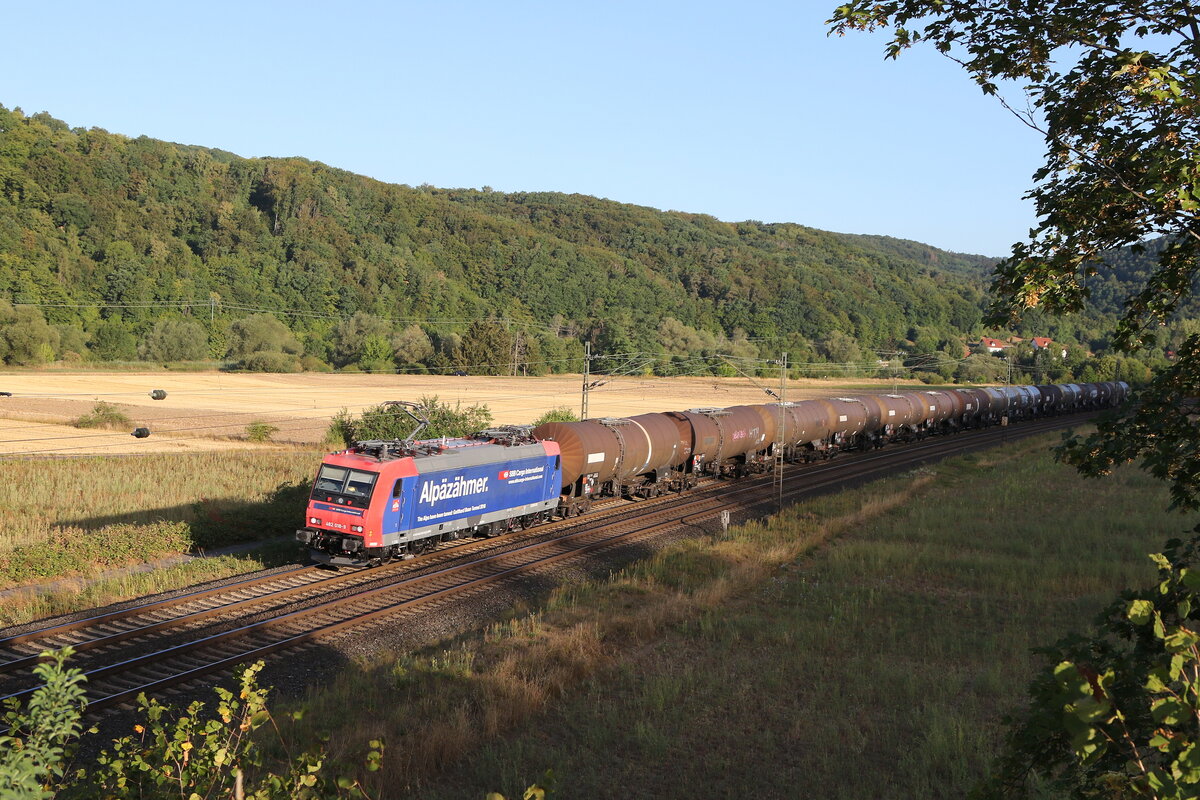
<box><xmin>0</xmin><ymin>450</ymin><xmax>320</xmax><ymax>554</ymax></box>
<box><xmin>266</xmin><ymin>434</ymin><xmax>1193</xmax><ymax>798</ymax></box>
<box><xmin>0</xmin><ymin>541</ymin><xmax>298</xmax><ymax>627</ymax></box>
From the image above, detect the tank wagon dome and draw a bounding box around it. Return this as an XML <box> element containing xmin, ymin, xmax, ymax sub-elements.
<box><xmin>1061</xmin><ymin>383</ymin><xmax>1082</xmax><ymax>407</ymax></box>
<box><xmin>885</xmin><ymin>392</ymin><xmax>927</xmax><ymax>426</ymax></box>
<box><xmin>816</xmin><ymin>397</ymin><xmax>869</xmax><ymax>437</ymax></box>
<box><xmin>920</xmin><ymin>390</ymin><xmax>956</xmax><ymax>424</ymax></box>
<box><xmin>983</xmin><ymin>387</ymin><xmax>1009</xmax><ymax>414</ymax></box>
<box><xmin>845</xmin><ymin>395</ymin><xmax>887</xmax><ymax>429</ymax></box>
<box><xmin>1035</xmin><ymin>384</ymin><xmax>1062</xmax><ymax>409</ymax></box>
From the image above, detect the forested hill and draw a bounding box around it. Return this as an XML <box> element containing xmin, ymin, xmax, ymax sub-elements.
<box><xmin>0</xmin><ymin>104</ymin><xmax>1125</xmax><ymax>376</ymax></box>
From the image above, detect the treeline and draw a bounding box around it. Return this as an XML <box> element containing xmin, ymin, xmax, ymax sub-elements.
<box><xmin>0</xmin><ymin>104</ymin><xmax>1177</xmax><ymax>383</ymax></box>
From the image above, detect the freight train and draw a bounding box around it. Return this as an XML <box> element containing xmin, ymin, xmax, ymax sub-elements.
<box><xmin>297</xmin><ymin>381</ymin><xmax>1129</xmax><ymax>566</ymax></box>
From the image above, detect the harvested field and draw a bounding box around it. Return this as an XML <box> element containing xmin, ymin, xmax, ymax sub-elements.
<box><xmin>0</xmin><ymin>371</ymin><xmax>931</xmax><ymax>456</ymax></box>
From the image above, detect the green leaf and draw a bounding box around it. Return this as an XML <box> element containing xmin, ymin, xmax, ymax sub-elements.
<box><xmin>1130</xmin><ymin>598</ymin><xmax>1155</xmax><ymax>625</ymax></box>
<box><xmin>1152</xmin><ymin>697</ymin><xmax>1188</xmax><ymax>726</ymax></box>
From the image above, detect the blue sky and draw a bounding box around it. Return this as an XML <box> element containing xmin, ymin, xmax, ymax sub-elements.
<box><xmin>6</xmin><ymin>0</ymin><xmax>1044</xmax><ymax>256</ymax></box>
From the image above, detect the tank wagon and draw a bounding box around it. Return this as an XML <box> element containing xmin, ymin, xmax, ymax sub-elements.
<box><xmin>299</xmin><ymin>382</ymin><xmax>1129</xmax><ymax>565</ymax></box>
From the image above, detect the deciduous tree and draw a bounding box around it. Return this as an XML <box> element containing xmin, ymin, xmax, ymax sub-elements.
<box><xmin>828</xmin><ymin>0</ymin><xmax>1200</xmax><ymax>489</ymax></box>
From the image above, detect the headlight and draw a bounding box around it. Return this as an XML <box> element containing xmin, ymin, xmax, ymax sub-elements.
<box><xmin>351</xmin><ymin>525</ymin><xmax>363</xmax><ymax>532</ymax></box>
<box><xmin>309</xmin><ymin>517</ymin><xmax>321</xmax><ymax>525</ymax></box>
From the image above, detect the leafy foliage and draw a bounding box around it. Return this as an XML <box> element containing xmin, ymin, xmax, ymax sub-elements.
<box><xmin>0</xmin><ymin>648</ymin><xmax>88</xmax><ymax>800</ymax></box>
<box><xmin>829</xmin><ymin>2</ymin><xmax>1200</xmax><ymax>347</ymax></box>
<box><xmin>329</xmin><ymin>395</ymin><xmax>494</xmax><ymax>446</ymax></box>
<box><xmin>981</xmin><ymin>538</ymin><xmax>1200</xmax><ymax>800</ymax></box>
<box><xmin>827</xmin><ymin>5</ymin><xmax>1200</xmax><ymax>798</ymax></box>
<box><xmin>0</xmin><ymin>103</ymin><xmax>1026</xmax><ymax>375</ymax></box>
<box><xmin>531</xmin><ymin>407</ymin><xmax>578</xmax><ymax>426</ymax></box>
<box><xmin>0</xmin><ymin>652</ymin><xmax>381</xmax><ymax>799</ymax></box>
<box><xmin>244</xmin><ymin>421</ymin><xmax>279</xmax><ymax>443</ymax></box>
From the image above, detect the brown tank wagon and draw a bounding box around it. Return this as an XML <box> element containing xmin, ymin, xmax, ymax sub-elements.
<box><xmin>525</xmin><ymin>381</ymin><xmax>1128</xmax><ymax>516</ymax></box>
<box><xmin>533</xmin><ymin>413</ymin><xmax>687</xmax><ymax>500</ymax></box>
<box><xmin>953</xmin><ymin>388</ymin><xmax>990</xmax><ymax>425</ymax></box>
<box><xmin>678</xmin><ymin>406</ymin><xmax>772</xmax><ymax>475</ymax></box>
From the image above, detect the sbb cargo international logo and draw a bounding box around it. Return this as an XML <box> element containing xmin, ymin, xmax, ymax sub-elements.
<box><xmin>499</xmin><ymin>465</ymin><xmax>546</xmax><ymax>483</ymax></box>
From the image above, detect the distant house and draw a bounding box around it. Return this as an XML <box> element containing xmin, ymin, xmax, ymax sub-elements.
<box><xmin>979</xmin><ymin>337</ymin><xmax>1010</xmax><ymax>354</ymax></box>
<box><xmin>1031</xmin><ymin>337</ymin><xmax>1068</xmax><ymax>359</ymax></box>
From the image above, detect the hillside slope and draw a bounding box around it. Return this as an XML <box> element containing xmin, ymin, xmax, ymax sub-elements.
<box><xmin>0</xmin><ymin>104</ymin><xmax>1161</xmax><ymax>378</ymax></box>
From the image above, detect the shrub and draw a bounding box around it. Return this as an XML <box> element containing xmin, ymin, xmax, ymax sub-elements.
<box><xmin>1</xmin><ymin>651</ymin><xmax>381</xmax><ymax>798</ymax></box>
<box><xmin>73</xmin><ymin>401</ymin><xmax>133</xmax><ymax>430</ymax></box>
<box><xmin>329</xmin><ymin>396</ymin><xmax>494</xmax><ymax>446</ymax></box>
<box><xmin>240</xmin><ymin>351</ymin><xmax>301</xmax><ymax>373</ymax></box>
<box><xmin>245</xmin><ymin>421</ymin><xmax>280</xmax><ymax>443</ymax></box>
<box><xmin>300</xmin><ymin>355</ymin><xmax>333</xmax><ymax>372</ymax></box>
<box><xmin>531</xmin><ymin>407</ymin><xmax>579</xmax><ymax>426</ymax></box>
<box><xmin>139</xmin><ymin>318</ymin><xmax>208</xmax><ymax>362</ymax></box>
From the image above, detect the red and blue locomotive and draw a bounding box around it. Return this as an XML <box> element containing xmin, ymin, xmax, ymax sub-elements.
<box><xmin>297</xmin><ymin>424</ymin><xmax>562</xmax><ymax>566</ymax></box>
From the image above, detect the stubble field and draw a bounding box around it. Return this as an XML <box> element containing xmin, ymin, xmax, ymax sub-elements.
<box><xmin>0</xmin><ymin>370</ymin><xmax>930</xmax><ymax>456</ymax></box>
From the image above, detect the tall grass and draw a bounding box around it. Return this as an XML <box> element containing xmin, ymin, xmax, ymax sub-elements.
<box><xmin>270</xmin><ymin>434</ymin><xmax>1194</xmax><ymax>798</ymax></box>
<box><xmin>0</xmin><ymin>451</ymin><xmax>321</xmax><ymax>554</ymax></box>
<box><xmin>0</xmin><ymin>542</ymin><xmax>300</xmax><ymax>627</ymax></box>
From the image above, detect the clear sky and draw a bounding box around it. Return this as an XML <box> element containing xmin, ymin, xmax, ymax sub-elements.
<box><xmin>5</xmin><ymin>0</ymin><xmax>1045</xmax><ymax>257</ymax></box>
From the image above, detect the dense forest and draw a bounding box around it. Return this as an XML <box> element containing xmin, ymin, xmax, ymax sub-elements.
<box><xmin>0</xmin><ymin>104</ymin><xmax>1175</xmax><ymax>383</ymax></box>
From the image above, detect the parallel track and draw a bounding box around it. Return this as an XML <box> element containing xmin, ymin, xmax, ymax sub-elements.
<box><xmin>0</xmin><ymin>412</ymin><xmax>1097</xmax><ymax>715</ymax></box>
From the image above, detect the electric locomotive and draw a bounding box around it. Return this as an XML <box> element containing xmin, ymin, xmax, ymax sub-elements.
<box><xmin>297</xmin><ymin>425</ymin><xmax>562</xmax><ymax>567</ymax></box>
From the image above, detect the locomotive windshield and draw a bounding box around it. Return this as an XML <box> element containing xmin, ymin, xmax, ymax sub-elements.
<box><xmin>311</xmin><ymin>465</ymin><xmax>378</xmax><ymax>509</ymax></box>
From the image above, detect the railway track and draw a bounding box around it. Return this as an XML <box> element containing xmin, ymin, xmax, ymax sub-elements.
<box><xmin>0</xmin><ymin>412</ymin><xmax>1096</xmax><ymax>715</ymax></box>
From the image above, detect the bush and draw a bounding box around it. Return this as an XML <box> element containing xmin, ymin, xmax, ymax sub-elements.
<box><xmin>73</xmin><ymin>401</ymin><xmax>132</xmax><ymax>430</ymax></box>
<box><xmin>245</xmin><ymin>421</ymin><xmax>280</xmax><ymax>443</ymax></box>
<box><xmin>226</xmin><ymin>313</ymin><xmax>302</xmax><ymax>360</ymax></box>
<box><xmin>240</xmin><ymin>351</ymin><xmax>301</xmax><ymax>373</ymax></box>
<box><xmin>1</xmin><ymin>651</ymin><xmax>381</xmax><ymax>799</ymax></box>
<box><xmin>532</xmin><ymin>407</ymin><xmax>579</xmax><ymax>426</ymax></box>
<box><xmin>300</xmin><ymin>355</ymin><xmax>332</xmax><ymax>372</ymax></box>
<box><xmin>329</xmin><ymin>396</ymin><xmax>493</xmax><ymax>446</ymax></box>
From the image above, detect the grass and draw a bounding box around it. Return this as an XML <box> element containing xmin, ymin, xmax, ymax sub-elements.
<box><xmin>265</xmin><ymin>433</ymin><xmax>1193</xmax><ymax>798</ymax></box>
<box><xmin>0</xmin><ymin>540</ymin><xmax>301</xmax><ymax>627</ymax></box>
<box><xmin>0</xmin><ymin>451</ymin><xmax>320</xmax><ymax>552</ymax></box>
<box><xmin>0</xmin><ymin>450</ymin><xmax>321</xmax><ymax>592</ymax></box>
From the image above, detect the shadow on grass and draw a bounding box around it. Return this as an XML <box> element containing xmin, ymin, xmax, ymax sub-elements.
<box><xmin>53</xmin><ymin>481</ymin><xmax>313</xmax><ymax>550</ymax></box>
